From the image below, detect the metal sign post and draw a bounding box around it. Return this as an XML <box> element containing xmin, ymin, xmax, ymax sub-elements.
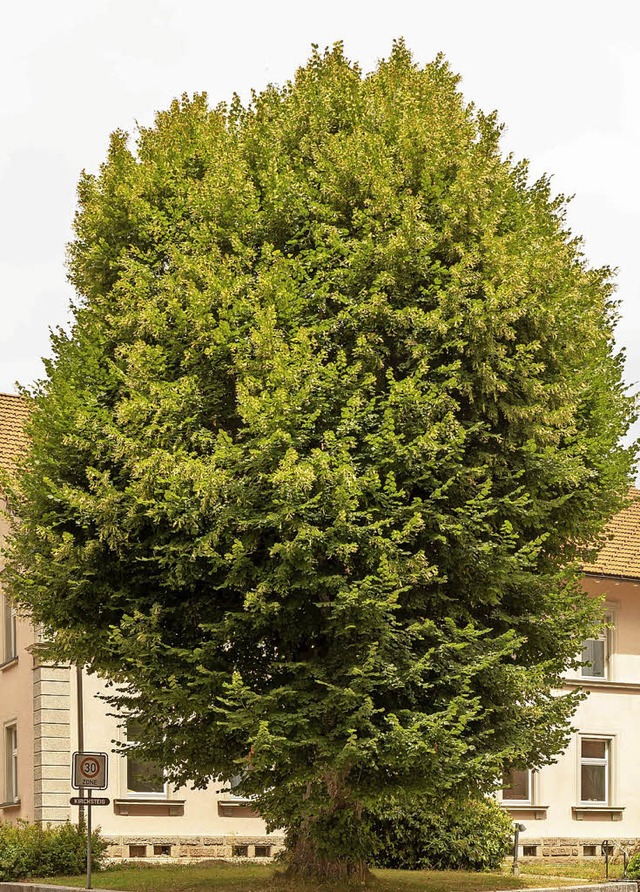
<box><xmin>511</xmin><ymin>822</ymin><xmax>526</xmax><ymax>876</ymax></box>
<box><xmin>87</xmin><ymin>788</ymin><xmax>92</xmax><ymax>890</ymax></box>
<box><xmin>71</xmin><ymin>752</ymin><xmax>109</xmax><ymax>891</ymax></box>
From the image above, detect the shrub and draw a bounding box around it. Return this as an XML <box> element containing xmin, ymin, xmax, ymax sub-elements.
<box><xmin>626</xmin><ymin>852</ymin><xmax>640</xmax><ymax>878</ymax></box>
<box><xmin>0</xmin><ymin>820</ymin><xmax>106</xmax><ymax>881</ymax></box>
<box><xmin>368</xmin><ymin>795</ymin><xmax>513</xmax><ymax>871</ymax></box>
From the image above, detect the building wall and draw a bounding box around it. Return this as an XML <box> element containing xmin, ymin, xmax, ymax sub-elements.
<box><xmin>0</xmin><ymin>496</ymin><xmax>36</xmax><ymax>822</ymax></box>
<box><xmin>508</xmin><ymin>575</ymin><xmax>640</xmax><ymax>857</ymax></box>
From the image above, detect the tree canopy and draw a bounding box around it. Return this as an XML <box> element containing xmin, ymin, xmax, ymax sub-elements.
<box><xmin>3</xmin><ymin>41</ymin><xmax>636</xmax><ymax>879</ymax></box>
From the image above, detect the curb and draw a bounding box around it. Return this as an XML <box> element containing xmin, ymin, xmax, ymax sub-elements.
<box><xmin>0</xmin><ymin>881</ymin><xmax>636</xmax><ymax>892</ymax></box>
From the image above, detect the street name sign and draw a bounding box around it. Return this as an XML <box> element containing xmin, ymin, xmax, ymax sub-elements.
<box><xmin>72</xmin><ymin>751</ymin><xmax>109</xmax><ymax>790</ymax></box>
<box><xmin>70</xmin><ymin>796</ymin><xmax>110</xmax><ymax>806</ymax></box>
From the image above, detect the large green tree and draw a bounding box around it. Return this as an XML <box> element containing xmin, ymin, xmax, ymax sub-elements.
<box><xmin>3</xmin><ymin>42</ymin><xmax>636</xmax><ymax>880</ymax></box>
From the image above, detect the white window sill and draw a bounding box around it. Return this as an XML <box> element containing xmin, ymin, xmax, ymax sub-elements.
<box><xmin>563</xmin><ymin>679</ymin><xmax>640</xmax><ymax>693</ymax></box>
<box><xmin>0</xmin><ymin>799</ymin><xmax>21</xmax><ymax>809</ymax></box>
<box><xmin>500</xmin><ymin>803</ymin><xmax>548</xmax><ymax>819</ymax></box>
<box><xmin>113</xmin><ymin>798</ymin><xmax>184</xmax><ymax>816</ymax></box>
<box><xmin>0</xmin><ymin>656</ymin><xmax>18</xmax><ymax>671</ymax></box>
<box><xmin>572</xmin><ymin>805</ymin><xmax>624</xmax><ymax>820</ymax></box>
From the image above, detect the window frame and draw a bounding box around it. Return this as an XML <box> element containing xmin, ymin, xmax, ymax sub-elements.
<box><xmin>223</xmin><ymin>773</ymin><xmax>253</xmax><ymax>803</ymax></box>
<box><xmin>501</xmin><ymin>767</ymin><xmax>533</xmax><ymax>805</ymax></box>
<box><xmin>580</xmin><ymin>635</ymin><xmax>607</xmax><ymax>679</ymax></box>
<box><xmin>123</xmin><ymin>719</ymin><xmax>167</xmax><ymax>799</ymax></box>
<box><xmin>4</xmin><ymin>722</ymin><xmax>18</xmax><ymax>804</ymax></box>
<box><xmin>579</xmin><ymin>610</ymin><xmax>615</xmax><ymax>681</ymax></box>
<box><xmin>579</xmin><ymin>736</ymin><xmax>611</xmax><ymax>805</ymax></box>
<box><xmin>1</xmin><ymin>593</ymin><xmax>17</xmax><ymax>665</ymax></box>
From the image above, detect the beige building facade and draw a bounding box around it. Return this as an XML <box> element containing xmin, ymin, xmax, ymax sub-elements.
<box><xmin>501</xmin><ymin>494</ymin><xmax>640</xmax><ymax>859</ymax></box>
<box><xmin>3</xmin><ymin>390</ymin><xmax>640</xmax><ymax>860</ymax></box>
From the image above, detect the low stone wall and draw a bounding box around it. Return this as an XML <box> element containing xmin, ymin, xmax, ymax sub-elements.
<box><xmin>520</xmin><ymin>836</ymin><xmax>638</xmax><ymax>858</ymax></box>
<box><xmin>103</xmin><ymin>833</ymin><xmax>286</xmax><ymax>861</ymax></box>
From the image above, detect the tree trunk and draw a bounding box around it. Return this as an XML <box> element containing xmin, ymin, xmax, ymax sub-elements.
<box><xmin>285</xmin><ymin>832</ymin><xmax>372</xmax><ymax>883</ymax></box>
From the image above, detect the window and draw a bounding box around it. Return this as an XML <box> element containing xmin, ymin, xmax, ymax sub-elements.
<box><xmin>583</xmin><ymin>845</ymin><xmax>598</xmax><ymax>857</ymax></box>
<box><xmin>125</xmin><ymin>720</ymin><xmax>165</xmax><ymax>796</ymax></box>
<box><xmin>4</xmin><ymin>724</ymin><xmax>18</xmax><ymax>803</ymax></box>
<box><xmin>224</xmin><ymin>773</ymin><xmax>253</xmax><ymax>802</ymax></box>
<box><xmin>580</xmin><ymin>738</ymin><xmax>609</xmax><ymax>803</ymax></box>
<box><xmin>522</xmin><ymin>845</ymin><xmax>538</xmax><ymax>857</ymax></box>
<box><xmin>502</xmin><ymin>768</ymin><xmax>531</xmax><ymax>803</ymax></box>
<box><xmin>580</xmin><ymin>614</ymin><xmax>613</xmax><ymax>679</ymax></box>
<box><xmin>232</xmin><ymin>845</ymin><xmax>249</xmax><ymax>858</ymax></box>
<box><xmin>581</xmin><ymin>636</ymin><xmax>606</xmax><ymax>678</ymax></box>
<box><xmin>254</xmin><ymin>845</ymin><xmax>271</xmax><ymax>858</ymax></box>
<box><xmin>2</xmin><ymin>594</ymin><xmax>17</xmax><ymax>664</ymax></box>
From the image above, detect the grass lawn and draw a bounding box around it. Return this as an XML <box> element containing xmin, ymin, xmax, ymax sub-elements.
<box><xmin>518</xmin><ymin>859</ymin><xmax>630</xmax><ymax>882</ymax></box>
<box><xmin>32</xmin><ymin>860</ymin><xmax>627</xmax><ymax>892</ymax></box>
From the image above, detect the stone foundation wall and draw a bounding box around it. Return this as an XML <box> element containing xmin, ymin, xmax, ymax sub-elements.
<box><xmin>105</xmin><ymin>833</ymin><xmax>638</xmax><ymax>863</ymax></box>
<box><xmin>519</xmin><ymin>836</ymin><xmax>639</xmax><ymax>858</ymax></box>
<box><xmin>104</xmin><ymin>835</ymin><xmax>286</xmax><ymax>861</ymax></box>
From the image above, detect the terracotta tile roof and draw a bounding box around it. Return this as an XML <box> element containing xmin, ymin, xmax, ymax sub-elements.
<box><xmin>0</xmin><ymin>392</ymin><xmax>30</xmax><ymax>475</ymax></box>
<box><xmin>583</xmin><ymin>488</ymin><xmax>640</xmax><ymax>580</ymax></box>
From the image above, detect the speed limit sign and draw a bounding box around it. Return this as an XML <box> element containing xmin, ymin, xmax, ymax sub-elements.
<box><xmin>72</xmin><ymin>752</ymin><xmax>108</xmax><ymax>790</ymax></box>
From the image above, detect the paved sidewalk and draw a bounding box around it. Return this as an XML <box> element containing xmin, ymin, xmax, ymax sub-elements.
<box><xmin>502</xmin><ymin>884</ymin><xmax>638</xmax><ymax>892</ymax></box>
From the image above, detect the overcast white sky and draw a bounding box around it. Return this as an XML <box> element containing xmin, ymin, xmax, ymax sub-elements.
<box><xmin>1</xmin><ymin>0</ymin><xmax>639</xmax><ymax>448</ymax></box>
